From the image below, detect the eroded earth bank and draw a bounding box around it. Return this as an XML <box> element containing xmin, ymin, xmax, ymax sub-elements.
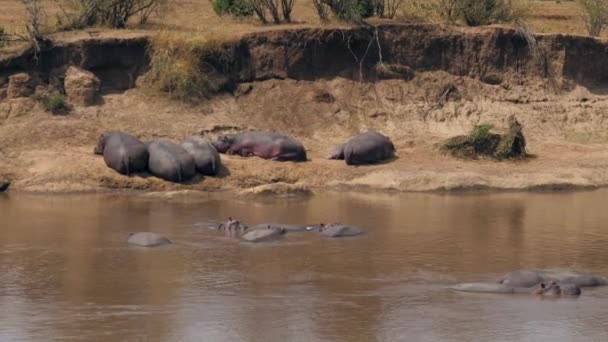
<box><xmin>2</xmin><ymin>24</ymin><xmax>608</xmax><ymax>194</ymax></box>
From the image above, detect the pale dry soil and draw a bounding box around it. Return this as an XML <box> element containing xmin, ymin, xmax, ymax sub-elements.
<box><xmin>2</xmin><ymin>72</ymin><xmax>608</xmax><ymax>194</ymax></box>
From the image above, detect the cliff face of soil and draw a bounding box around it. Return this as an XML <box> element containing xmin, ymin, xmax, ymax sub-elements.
<box><xmin>2</xmin><ymin>24</ymin><xmax>608</xmax><ymax>193</ymax></box>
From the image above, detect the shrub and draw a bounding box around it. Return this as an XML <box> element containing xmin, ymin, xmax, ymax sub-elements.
<box><xmin>213</xmin><ymin>0</ymin><xmax>254</xmax><ymax>16</ymax></box>
<box><xmin>312</xmin><ymin>0</ymin><xmax>330</xmax><ymax>21</ymax></box>
<box><xmin>458</xmin><ymin>0</ymin><xmax>514</xmax><ymax>26</ymax></box>
<box><xmin>321</xmin><ymin>0</ymin><xmax>375</xmax><ymax>20</ymax></box>
<box><xmin>0</xmin><ymin>27</ymin><xmax>8</xmax><ymax>48</ymax></box>
<box><xmin>41</xmin><ymin>94</ymin><xmax>69</xmax><ymax>114</ymax></box>
<box><xmin>56</xmin><ymin>0</ymin><xmax>170</xmax><ymax>29</ymax></box>
<box><xmin>579</xmin><ymin>0</ymin><xmax>608</xmax><ymax>36</ymax></box>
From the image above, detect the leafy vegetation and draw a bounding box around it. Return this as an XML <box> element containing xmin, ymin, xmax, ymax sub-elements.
<box><xmin>578</xmin><ymin>0</ymin><xmax>608</xmax><ymax>36</ymax></box>
<box><xmin>212</xmin><ymin>0</ymin><xmax>254</xmax><ymax>16</ymax></box>
<box><xmin>0</xmin><ymin>26</ymin><xmax>8</xmax><ymax>48</ymax></box>
<box><xmin>40</xmin><ymin>94</ymin><xmax>69</xmax><ymax>114</ymax></box>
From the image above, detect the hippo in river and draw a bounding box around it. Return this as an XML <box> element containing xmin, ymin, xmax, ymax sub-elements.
<box><xmin>94</xmin><ymin>131</ymin><xmax>149</xmax><ymax>175</ymax></box>
<box><xmin>328</xmin><ymin>131</ymin><xmax>395</xmax><ymax>165</ymax></box>
<box><xmin>211</xmin><ymin>131</ymin><xmax>307</xmax><ymax>162</ymax></box>
<box><xmin>146</xmin><ymin>140</ymin><xmax>196</xmax><ymax>183</ymax></box>
<box><xmin>248</xmin><ymin>223</ymin><xmax>322</xmax><ymax>233</ymax></box>
<box><xmin>182</xmin><ymin>136</ymin><xmax>221</xmax><ymax>176</ymax></box>
<box><xmin>127</xmin><ymin>232</ymin><xmax>172</xmax><ymax>247</ymax></box>
<box><xmin>319</xmin><ymin>224</ymin><xmax>366</xmax><ymax>238</ymax></box>
<box><xmin>451</xmin><ymin>270</ymin><xmax>604</xmax><ymax>295</ymax></box>
<box><xmin>241</xmin><ymin>226</ymin><xmax>286</xmax><ymax>243</ymax></box>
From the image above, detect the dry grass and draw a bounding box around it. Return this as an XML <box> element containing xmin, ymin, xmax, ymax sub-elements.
<box><xmin>0</xmin><ymin>0</ymin><xmax>605</xmax><ymax>41</ymax></box>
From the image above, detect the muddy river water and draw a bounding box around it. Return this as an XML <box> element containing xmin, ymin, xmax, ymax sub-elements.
<box><xmin>1</xmin><ymin>190</ymin><xmax>608</xmax><ymax>341</ymax></box>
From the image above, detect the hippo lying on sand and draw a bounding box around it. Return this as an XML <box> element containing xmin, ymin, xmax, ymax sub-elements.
<box><xmin>128</xmin><ymin>232</ymin><xmax>172</xmax><ymax>247</ymax></box>
<box><xmin>241</xmin><ymin>226</ymin><xmax>286</xmax><ymax>243</ymax></box>
<box><xmin>182</xmin><ymin>136</ymin><xmax>221</xmax><ymax>176</ymax></box>
<box><xmin>319</xmin><ymin>224</ymin><xmax>366</xmax><ymax>238</ymax></box>
<box><xmin>94</xmin><ymin>131</ymin><xmax>149</xmax><ymax>175</ymax></box>
<box><xmin>211</xmin><ymin>131</ymin><xmax>307</xmax><ymax>162</ymax></box>
<box><xmin>147</xmin><ymin>140</ymin><xmax>196</xmax><ymax>183</ymax></box>
<box><xmin>451</xmin><ymin>270</ymin><xmax>605</xmax><ymax>295</ymax></box>
<box><xmin>328</xmin><ymin>131</ymin><xmax>395</xmax><ymax>165</ymax></box>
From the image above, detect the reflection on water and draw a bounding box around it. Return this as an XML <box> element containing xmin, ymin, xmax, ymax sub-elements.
<box><xmin>1</xmin><ymin>191</ymin><xmax>608</xmax><ymax>341</ymax></box>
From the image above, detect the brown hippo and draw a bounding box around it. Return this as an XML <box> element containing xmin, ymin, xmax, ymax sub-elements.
<box><xmin>147</xmin><ymin>140</ymin><xmax>196</xmax><ymax>183</ymax></box>
<box><xmin>94</xmin><ymin>131</ymin><xmax>149</xmax><ymax>175</ymax></box>
<box><xmin>211</xmin><ymin>131</ymin><xmax>307</xmax><ymax>162</ymax></box>
<box><xmin>328</xmin><ymin>131</ymin><xmax>395</xmax><ymax>165</ymax></box>
<box><xmin>182</xmin><ymin>136</ymin><xmax>221</xmax><ymax>176</ymax></box>
<box><xmin>127</xmin><ymin>232</ymin><xmax>172</xmax><ymax>247</ymax></box>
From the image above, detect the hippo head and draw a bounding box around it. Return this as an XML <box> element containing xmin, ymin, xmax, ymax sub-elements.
<box><xmin>211</xmin><ymin>135</ymin><xmax>236</xmax><ymax>153</ymax></box>
<box><xmin>94</xmin><ymin>133</ymin><xmax>107</xmax><ymax>155</ymax></box>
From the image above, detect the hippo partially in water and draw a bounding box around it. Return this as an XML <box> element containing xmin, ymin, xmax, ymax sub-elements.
<box><xmin>127</xmin><ymin>232</ymin><xmax>172</xmax><ymax>247</ymax></box>
<box><xmin>451</xmin><ymin>270</ymin><xmax>603</xmax><ymax>296</ymax></box>
<box><xmin>249</xmin><ymin>223</ymin><xmax>322</xmax><ymax>233</ymax></box>
<box><xmin>211</xmin><ymin>131</ymin><xmax>307</xmax><ymax>162</ymax></box>
<box><xmin>182</xmin><ymin>136</ymin><xmax>221</xmax><ymax>176</ymax></box>
<box><xmin>319</xmin><ymin>224</ymin><xmax>366</xmax><ymax>238</ymax></box>
<box><xmin>94</xmin><ymin>131</ymin><xmax>149</xmax><ymax>175</ymax></box>
<box><xmin>241</xmin><ymin>226</ymin><xmax>286</xmax><ymax>243</ymax></box>
<box><xmin>328</xmin><ymin>131</ymin><xmax>395</xmax><ymax>165</ymax></box>
<box><xmin>147</xmin><ymin>140</ymin><xmax>196</xmax><ymax>183</ymax></box>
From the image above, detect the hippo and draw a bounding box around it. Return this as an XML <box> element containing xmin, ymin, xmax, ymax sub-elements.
<box><xmin>182</xmin><ymin>136</ymin><xmax>221</xmax><ymax>176</ymax></box>
<box><xmin>218</xmin><ymin>217</ymin><xmax>248</xmax><ymax>231</ymax></box>
<box><xmin>127</xmin><ymin>232</ymin><xmax>172</xmax><ymax>247</ymax></box>
<box><xmin>328</xmin><ymin>131</ymin><xmax>395</xmax><ymax>165</ymax></box>
<box><xmin>451</xmin><ymin>269</ymin><xmax>605</xmax><ymax>295</ymax></box>
<box><xmin>94</xmin><ymin>131</ymin><xmax>149</xmax><ymax>175</ymax></box>
<box><xmin>211</xmin><ymin>131</ymin><xmax>307</xmax><ymax>162</ymax></box>
<box><xmin>248</xmin><ymin>223</ymin><xmax>322</xmax><ymax>233</ymax></box>
<box><xmin>319</xmin><ymin>224</ymin><xmax>366</xmax><ymax>238</ymax></box>
<box><xmin>241</xmin><ymin>226</ymin><xmax>286</xmax><ymax>243</ymax></box>
<box><xmin>147</xmin><ymin>140</ymin><xmax>196</xmax><ymax>183</ymax></box>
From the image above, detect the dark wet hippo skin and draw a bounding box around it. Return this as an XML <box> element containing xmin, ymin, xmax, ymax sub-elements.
<box><xmin>319</xmin><ymin>224</ymin><xmax>366</xmax><ymax>237</ymax></box>
<box><xmin>127</xmin><ymin>232</ymin><xmax>172</xmax><ymax>247</ymax></box>
<box><xmin>182</xmin><ymin>136</ymin><xmax>221</xmax><ymax>176</ymax></box>
<box><xmin>249</xmin><ymin>223</ymin><xmax>322</xmax><ymax>232</ymax></box>
<box><xmin>147</xmin><ymin>140</ymin><xmax>196</xmax><ymax>183</ymax></box>
<box><xmin>0</xmin><ymin>179</ymin><xmax>10</xmax><ymax>192</ymax></box>
<box><xmin>94</xmin><ymin>131</ymin><xmax>149</xmax><ymax>175</ymax></box>
<box><xmin>329</xmin><ymin>131</ymin><xmax>395</xmax><ymax>165</ymax></box>
<box><xmin>211</xmin><ymin>131</ymin><xmax>307</xmax><ymax>162</ymax></box>
<box><xmin>241</xmin><ymin>226</ymin><xmax>286</xmax><ymax>243</ymax></box>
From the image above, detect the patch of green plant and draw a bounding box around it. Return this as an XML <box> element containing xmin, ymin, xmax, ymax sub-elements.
<box><xmin>213</xmin><ymin>0</ymin><xmax>254</xmax><ymax>17</ymax></box>
<box><xmin>459</xmin><ymin>0</ymin><xmax>513</xmax><ymax>26</ymax></box>
<box><xmin>0</xmin><ymin>26</ymin><xmax>8</xmax><ymax>47</ymax></box>
<box><xmin>40</xmin><ymin>94</ymin><xmax>69</xmax><ymax>114</ymax></box>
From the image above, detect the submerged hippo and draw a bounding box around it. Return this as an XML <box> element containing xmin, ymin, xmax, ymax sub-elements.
<box><xmin>451</xmin><ymin>270</ymin><xmax>604</xmax><ymax>295</ymax></box>
<box><xmin>127</xmin><ymin>232</ymin><xmax>172</xmax><ymax>247</ymax></box>
<box><xmin>329</xmin><ymin>131</ymin><xmax>395</xmax><ymax>165</ymax></box>
<box><xmin>319</xmin><ymin>224</ymin><xmax>366</xmax><ymax>238</ymax></box>
<box><xmin>241</xmin><ymin>226</ymin><xmax>286</xmax><ymax>243</ymax></box>
<box><xmin>147</xmin><ymin>140</ymin><xmax>196</xmax><ymax>183</ymax></box>
<box><xmin>248</xmin><ymin>223</ymin><xmax>323</xmax><ymax>233</ymax></box>
<box><xmin>94</xmin><ymin>131</ymin><xmax>149</xmax><ymax>175</ymax></box>
<box><xmin>211</xmin><ymin>131</ymin><xmax>307</xmax><ymax>162</ymax></box>
<box><xmin>182</xmin><ymin>136</ymin><xmax>221</xmax><ymax>176</ymax></box>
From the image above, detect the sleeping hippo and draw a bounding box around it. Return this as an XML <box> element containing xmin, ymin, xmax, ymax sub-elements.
<box><xmin>328</xmin><ymin>131</ymin><xmax>395</xmax><ymax>165</ymax></box>
<box><xmin>127</xmin><ymin>232</ymin><xmax>172</xmax><ymax>247</ymax></box>
<box><xmin>211</xmin><ymin>131</ymin><xmax>307</xmax><ymax>162</ymax></box>
<box><xmin>241</xmin><ymin>226</ymin><xmax>286</xmax><ymax>243</ymax></box>
<box><xmin>147</xmin><ymin>140</ymin><xmax>196</xmax><ymax>183</ymax></box>
<box><xmin>182</xmin><ymin>136</ymin><xmax>221</xmax><ymax>175</ymax></box>
<box><xmin>94</xmin><ymin>131</ymin><xmax>149</xmax><ymax>175</ymax></box>
<box><xmin>319</xmin><ymin>224</ymin><xmax>366</xmax><ymax>237</ymax></box>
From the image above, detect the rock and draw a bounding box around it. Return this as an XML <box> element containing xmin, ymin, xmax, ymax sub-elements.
<box><xmin>7</xmin><ymin>73</ymin><xmax>36</xmax><ymax>99</ymax></box>
<box><xmin>313</xmin><ymin>90</ymin><xmax>335</xmax><ymax>103</ymax></box>
<box><xmin>127</xmin><ymin>232</ymin><xmax>171</xmax><ymax>247</ymax></box>
<box><xmin>0</xmin><ymin>88</ymin><xmax>6</xmax><ymax>102</ymax></box>
<box><xmin>241</xmin><ymin>227</ymin><xmax>286</xmax><ymax>243</ymax></box>
<box><xmin>234</xmin><ymin>83</ymin><xmax>253</xmax><ymax>97</ymax></box>
<box><xmin>0</xmin><ymin>178</ymin><xmax>10</xmax><ymax>192</ymax></box>
<box><xmin>64</xmin><ymin>66</ymin><xmax>100</xmax><ymax>106</ymax></box>
<box><xmin>481</xmin><ymin>73</ymin><xmax>503</xmax><ymax>85</ymax></box>
<box><xmin>374</xmin><ymin>63</ymin><xmax>415</xmax><ymax>81</ymax></box>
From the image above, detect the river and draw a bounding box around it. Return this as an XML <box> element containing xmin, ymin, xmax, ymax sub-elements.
<box><xmin>1</xmin><ymin>190</ymin><xmax>608</xmax><ymax>341</ymax></box>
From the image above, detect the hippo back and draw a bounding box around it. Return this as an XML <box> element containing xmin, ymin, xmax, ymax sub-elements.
<box><xmin>183</xmin><ymin>136</ymin><xmax>221</xmax><ymax>175</ymax></box>
<box><xmin>499</xmin><ymin>270</ymin><xmax>544</xmax><ymax>288</ymax></box>
<box><xmin>344</xmin><ymin>131</ymin><xmax>395</xmax><ymax>165</ymax></box>
<box><xmin>98</xmin><ymin>131</ymin><xmax>148</xmax><ymax>175</ymax></box>
<box><xmin>320</xmin><ymin>225</ymin><xmax>365</xmax><ymax>237</ymax></box>
<box><xmin>147</xmin><ymin>140</ymin><xmax>196</xmax><ymax>183</ymax></box>
<box><xmin>241</xmin><ymin>227</ymin><xmax>286</xmax><ymax>242</ymax></box>
<box><xmin>240</xmin><ymin>131</ymin><xmax>307</xmax><ymax>161</ymax></box>
<box><xmin>128</xmin><ymin>232</ymin><xmax>172</xmax><ymax>247</ymax></box>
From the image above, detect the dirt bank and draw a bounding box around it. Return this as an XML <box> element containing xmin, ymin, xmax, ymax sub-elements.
<box><xmin>3</xmin><ymin>24</ymin><xmax>608</xmax><ymax>194</ymax></box>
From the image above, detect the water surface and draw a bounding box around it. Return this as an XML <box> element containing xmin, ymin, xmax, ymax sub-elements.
<box><xmin>1</xmin><ymin>190</ymin><xmax>608</xmax><ymax>341</ymax></box>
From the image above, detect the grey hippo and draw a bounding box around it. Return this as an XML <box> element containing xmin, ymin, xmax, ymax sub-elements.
<box><xmin>182</xmin><ymin>136</ymin><xmax>221</xmax><ymax>176</ymax></box>
<box><xmin>319</xmin><ymin>224</ymin><xmax>366</xmax><ymax>237</ymax></box>
<box><xmin>241</xmin><ymin>226</ymin><xmax>286</xmax><ymax>243</ymax></box>
<box><xmin>128</xmin><ymin>232</ymin><xmax>172</xmax><ymax>247</ymax></box>
<box><xmin>94</xmin><ymin>131</ymin><xmax>149</xmax><ymax>175</ymax></box>
<box><xmin>451</xmin><ymin>270</ymin><xmax>604</xmax><ymax>296</ymax></box>
<box><xmin>147</xmin><ymin>140</ymin><xmax>196</xmax><ymax>183</ymax></box>
<box><xmin>211</xmin><ymin>131</ymin><xmax>307</xmax><ymax>162</ymax></box>
<box><xmin>249</xmin><ymin>223</ymin><xmax>323</xmax><ymax>233</ymax></box>
<box><xmin>328</xmin><ymin>131</ymin><xmax>395</xmax><ymax>165</ymax></box>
